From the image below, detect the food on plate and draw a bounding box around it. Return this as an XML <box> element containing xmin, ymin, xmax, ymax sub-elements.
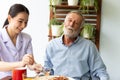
<box><xmin>23</xmin><ymin>77</ymin><xmax>33</xmax><ymax>80</ymax></box>
<box><xmin>34</xmin><ymin>76</ymin><xmax>69</xmax><ymax>80</ymax></box>
<box><xmin>49</xmin><ymin>76</ymin><xmax>68</xmax><ymax>80</ymax></box>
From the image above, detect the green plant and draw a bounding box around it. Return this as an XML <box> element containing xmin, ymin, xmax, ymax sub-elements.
<box><xmin>50</xmin><ymin>0</ymin><xmax>62</xmax><ymax>5</ymax></box>
<box><xmin>51</xmin><ymin>24</ymin><xmax>64</xmax><ymax>37</ymax></box>
<box><xmin>79</xmin><ymin>0</ymin><xmax>98</xmax><ymax>13</ymax></box>
<box><xmin>94</xmin><ymin>0</ymin><xmax>98</xmax><ymax>12</ymax></box>
<box><xmin>49</xmin><ymin>18</ymin><xmax>62</xmax><ymax>25</ymax></box>
<box><xmin>80</xmin><ymin>23</ymin><xmax>96</xmax><ymax>39</ymax></box>
<box><xmin>49</xmin><ymin>19</ymin><xmax>63</xmax><ymax>37</ymax></box>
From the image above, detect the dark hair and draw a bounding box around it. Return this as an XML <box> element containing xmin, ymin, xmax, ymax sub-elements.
<box><xmin>3</xmin><ymin>4</ymin><xmax>29</xmax><ymax>28</ymax></box>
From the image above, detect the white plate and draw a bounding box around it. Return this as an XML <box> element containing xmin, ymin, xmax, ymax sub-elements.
<box><xmin>67</xmin><ymin>77</ymin><xmax>75</xmax><ymax>80</ymax></box>
<box><xmin>34</xmin><ymin>75</ymin><xmax>75</xmax><ymax>80</ymax></box>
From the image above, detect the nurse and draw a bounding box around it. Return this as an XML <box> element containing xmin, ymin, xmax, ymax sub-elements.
<box><xmin>0</xmin><ymin>4</ymin><xmax>42</xmax><ymax>79</ymax></box>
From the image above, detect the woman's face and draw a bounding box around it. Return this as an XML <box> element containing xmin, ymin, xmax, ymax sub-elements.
<box><xmin>8</xmin><ymin>12</ymin><xmax>29</xmax><ymax>34</ymax></box>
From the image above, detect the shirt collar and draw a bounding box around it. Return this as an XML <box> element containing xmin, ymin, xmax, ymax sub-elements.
<box><xmin>60</xmin><ymin>35</ymin><xmax>80</xmax><ymax>45</ymax></box>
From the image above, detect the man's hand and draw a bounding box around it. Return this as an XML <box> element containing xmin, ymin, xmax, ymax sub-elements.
<box><xmin>28</xmin><ymin>63</ymin><xmax>43</xmax><ymax>74</ymax></box>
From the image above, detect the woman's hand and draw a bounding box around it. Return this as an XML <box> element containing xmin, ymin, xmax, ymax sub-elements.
<box><xmin>22</xmin><ymin>54</ymin><xmax>34</xmax><ymax>66</ymax></box>
<box><xmin>22</xmin><ymin>54</ymin><xmax>43</xmax><ymax>73</ymax></box>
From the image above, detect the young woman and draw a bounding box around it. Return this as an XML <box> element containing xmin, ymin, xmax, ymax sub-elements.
<box><xmin>0</xmin><ymin>4</ymin><xmax>42</xmax><ymax>79</ymax></box>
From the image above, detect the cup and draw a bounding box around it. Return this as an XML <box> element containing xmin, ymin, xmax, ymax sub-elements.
<box><xmin>12</xmin><ymin>67</ymin><xmax>27</xmax><ymax>80</ymax></box>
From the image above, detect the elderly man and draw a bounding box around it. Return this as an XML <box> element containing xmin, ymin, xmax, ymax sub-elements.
<box><xmin>44</xmin><ymin>11</ymin><xmax>109</xmax><ymax>80</ymax></box>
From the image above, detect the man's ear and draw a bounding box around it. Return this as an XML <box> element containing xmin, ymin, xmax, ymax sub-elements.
<box><xmin>7</xmin><ymin>15</ymin><xmax>12</xmax><ymax>23</ymax></box>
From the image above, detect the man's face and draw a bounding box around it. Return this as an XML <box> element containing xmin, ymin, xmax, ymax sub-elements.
<box><xmin>63</xmin><ymin>13</ymin><xmax>83</xmax><ymax>38</ymax></box>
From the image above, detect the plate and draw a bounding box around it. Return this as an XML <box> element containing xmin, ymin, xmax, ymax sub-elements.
<box><xmin>34</xmin><ymin>75</ymin><xmax>75</xmax><ymax>80</ymax></box>
<box><xmin>67</xmin><ymin>77</ymin><xmax>75</xmax><ymax>80</ymax></box>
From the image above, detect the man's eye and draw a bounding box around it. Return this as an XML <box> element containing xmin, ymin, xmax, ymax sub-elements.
<box><xmin>19</xmin><ymin>21</ymin><xmax>22</xmax><ymax>23</ymax></box>
<box><xmin>68</xmin><ymin>19</ymin><xmax>72</xmax><ymax>22</ymax></box>
<box><xmin>75</xmin><ymin>22</ymin><xmax>79</xmax><ymax>25</ymax></box>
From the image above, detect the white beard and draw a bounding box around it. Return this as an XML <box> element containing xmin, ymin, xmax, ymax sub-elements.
<box><xmin>63</xmin><ymin>26</ymin><xmax>80</xmax><ymax>38</ymax></box>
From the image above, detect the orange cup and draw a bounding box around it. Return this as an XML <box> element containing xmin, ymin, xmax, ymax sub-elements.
<box><xmin>12</xmin><ymin>67</ymin><xmax>27</xmax><ymax>80</ymax></box>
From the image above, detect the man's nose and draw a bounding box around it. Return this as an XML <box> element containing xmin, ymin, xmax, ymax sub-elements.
<box><xmin>69</xmin><ymin>21</ymin><xmax>75</xmax><ymax>27</ymax></box>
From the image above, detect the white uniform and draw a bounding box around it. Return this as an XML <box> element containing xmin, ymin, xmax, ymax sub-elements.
<box><xmin>0</xmin><ymin>26</ymin><xmax>33</xmax><ymax>79</ymax></box>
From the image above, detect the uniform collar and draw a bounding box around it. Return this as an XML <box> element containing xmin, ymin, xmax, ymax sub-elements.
<box><xmin>1</xmin><ymin>26</ymin><xmax>9</xmax><ymax>43</ymax></box>
<box><xmin>1</xmin><ymin>25</ymin><xmax>23</xmax><ymax>50</ymax></box>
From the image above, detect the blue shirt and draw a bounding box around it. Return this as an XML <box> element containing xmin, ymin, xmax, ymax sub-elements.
<box><xmin>44</xmin><ymin>36</ymin><xmax>109</xmax><ymax>80</ymax></box>
<box><xmin>0</xmin><ymin>27</ymin><xmax>33</xmax><ymax>79</ymax></box>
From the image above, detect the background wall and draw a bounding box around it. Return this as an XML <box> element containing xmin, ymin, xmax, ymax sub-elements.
<box><xmin>0</xmin><ymin>0</ymin><xmax>120</xmax><ymax>80</ymax></box>
<box><xmin>100</xmin><ymin>0</ymin><xmax>120</xmax><ymax>80</ymax></box>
